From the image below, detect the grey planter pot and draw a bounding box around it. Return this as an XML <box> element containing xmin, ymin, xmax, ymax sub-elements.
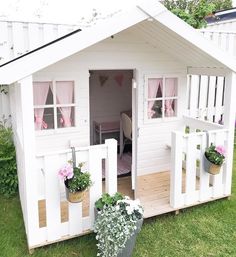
<box><xmin>117</xmin><ymin>218</ymin><xmax>143</xmax><ymax>257</ymax></box>
<box><xmin>94</xmin><ymin>208</ymin><xmax>143</xmax><ymax>257</ymax></box>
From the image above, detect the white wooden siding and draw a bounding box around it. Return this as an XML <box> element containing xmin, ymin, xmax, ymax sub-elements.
<box><xmin>34</xmin><ymin>26</ymin><xmax>187</xmax><ymax>175</ymax></box>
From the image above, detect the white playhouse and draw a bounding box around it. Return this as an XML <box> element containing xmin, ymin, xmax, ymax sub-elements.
<box><xmin>0</xmin><ymin>0</ymin><xmax>236</xmax><ymax>252</ymax></box>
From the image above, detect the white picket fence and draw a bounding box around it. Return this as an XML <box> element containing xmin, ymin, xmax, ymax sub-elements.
<box><xmin>0</xmin><ymin>21</ymin><xmax>78</xmax><ymax>65</ymax></box>
<box><xmin>170</xmin><ymin>118</ymin><xmax>229</xmax><ymax>209</ymax></box>
<box><xmin>21</xmin><ymin>139</ymin><xmax>117</xmax><ymax>249</ymax></box>
<box><xmin>200</xmin><ymin>29</ymin><xmax>236</xmax><ymax>56</ymax></box>
<box><xmin>186</xmin><ymin>74</ymin><xmax>225</xmax><ymax>124</ymax></box>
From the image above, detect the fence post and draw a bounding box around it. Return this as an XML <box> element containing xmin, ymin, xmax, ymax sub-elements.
<box><xmin>170</xmin><ymin>132</ymin><xmax>184</xmax><ymax>209</ymax></box>
<box><xmin>105</xmin><ymin>139</ymin><xmax>117</xmax><ymax>194</ymax></box>
<box><xmin>223</xmin><ymin>72</ymin><xmax>236</xmax><ymax>195</ymax></box>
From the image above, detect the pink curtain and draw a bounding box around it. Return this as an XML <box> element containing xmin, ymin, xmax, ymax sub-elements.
<box><xmin>165</xmin><ymin>78</ymin><xmax>177</xmax><ymax>117</ymax></box>
<box><xmin>33</xmin><ymin>82</ymin><xmax>50</xmax><ymax>130</ymax></box>
<box><xmin>148</xmin><ymin>78</ymin><xmax>163</xmax><ymax>118</ymax></box>
<box><xmin>55</xmin><ymin>81</ymin><xmax>74</xmax><ymax>127</ymax></box>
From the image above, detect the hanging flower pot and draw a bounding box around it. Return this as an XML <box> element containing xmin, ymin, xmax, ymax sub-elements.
<box><xmin>64</xmin><ymin>181</ymin><xmax>86</xmax><ymax>203</ymax></box>
<box><xmin>203</xmin><ymin>144</ymin><xmax>226</xmax><ymax>175</ymax></box>
<box><xmin>203</xmin><ymin>153</ymin><xmax>222</xmax><ymax>175</ymax></box>
<box><xmin>58</xmin><ymin>162</ymin><xmax>92</xmax><ymax>203</ymax></box>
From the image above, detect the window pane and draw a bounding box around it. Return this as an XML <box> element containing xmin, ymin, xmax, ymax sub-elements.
<box><xmin>57</xmin><ymin>107</ymin><xmax>75</xmax><ymax>128</ymax></box>
<box><xmin>56</xmin><ymin>81</ymin><xmax>74</xmax><ymax>104</ymax></box>
<box><xmin>148</xmin><ymin>78</ymin><xmax>163</xmax><ymax>98</ymax></box>
<box><xmin>147</xmin><ymin>100</ymin><xmax>162</xmax><ymax>119</ymax></box>
<box><xmin>45</xmin><ymin>87</ymin><xmax>53</xmax><ymax>105</ymax></box>
<box><xmin>34</xmin><ymin>107</ymin><xmax>54</xmax><ymax>130</ymax></box>
<box><xmin>33</xmin><ymin>82</ymin><xmax>52</xmax><ymax>106</ymax></box>
<box><xmin>165</xmin><ymin>99</ymin><xmax>177</xmax><ymax>117</ymax></box>
<box><xmin>165</xmin><ymin>78</ymin><xmax>178</xmax><ymax>97</ymax></box>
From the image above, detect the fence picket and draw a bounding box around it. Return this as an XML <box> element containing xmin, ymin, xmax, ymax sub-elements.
<box><xmin>185</xmin><ymin>135</ymin><xmax>198</xmax><ymax>205</ymax></box>
<box><xmin>189</xmin><ymin>75</ymin><xmax>199</xmax><ymax>118</ymax></box>
<box><xmin>199</xmin><ymin>133</ymin><xmax>211</xmax><ymax>201</ymax></box>
<box><xmin>89</xmin><ymin>147</ymin><xmax>103</xmax><ymax>227</ymax></box>
<box><xmin>215</xmin><ymin>77</ymin><xmax>224</xmax><ymax>123</ymax></box>
<box><xmin>44</xmin><ymin>155</ymin><xmax>62</xmax><ymax>241</ymax></box>
<box><xmin>207</xmin><ymin>76</ymin><xmax>217</xmax><ymax>122</ymax></box>
<box><xmin>198</xmin><ymin>75</ymin><xmax>208</xmax><ymax>119</ymax></box>
<box><xmin>170</xmin><ymin>132</ymin><xmax>184</xmax><ymax>208</ymax></box>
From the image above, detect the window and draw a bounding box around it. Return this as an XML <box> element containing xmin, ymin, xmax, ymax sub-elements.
<box><xmin>146</xmin><ymin>76</ymin><xmax>178</xmax><ymax>119</ymax></box>
<box><xmin>33</xmin><ymin>81</ymin><xmax>75</xmax><ymax>131</ymax></box>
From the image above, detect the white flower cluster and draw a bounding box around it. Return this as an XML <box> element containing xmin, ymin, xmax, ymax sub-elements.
<box><xmin>117</xmin><ymin>198</ymin><xmax>143</xmax><ymax>216</ymax></box>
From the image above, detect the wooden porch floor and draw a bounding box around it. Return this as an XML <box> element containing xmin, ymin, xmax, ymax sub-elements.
<box><xmin>137</xmin><ymin>171</ymin><xmax>174</xmax><ymax>218</ymax></box>
<box><xmin>38</xmin><ymin>171</ymin><xmax>200</xmax><ymax>227</ymax></box>
<box><xmin>38</xmin><ymin>176</ymin><xmax>134</xmax><ymax>228</ymax></box>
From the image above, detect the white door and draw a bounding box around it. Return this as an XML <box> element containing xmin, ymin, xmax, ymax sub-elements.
<box><xmin>131</xmin><ymin>70</ymin><xmax>138</xmax><ymax>190</ymax></box>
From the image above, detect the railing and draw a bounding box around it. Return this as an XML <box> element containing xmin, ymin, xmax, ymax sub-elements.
<box><xmin>200</xmin><ymin>29</ymin><xmax>236</xmax><ymax>57</ymax></box>
<box><xmin>170</xmin><ymin>121</ymin><xmax>229</xmax><ymax>209</ymax></box>
<box><xmin>28</xmin><ymin>139</ymin><xmax>117</xmax><ymax>248</ymax></box>
<box><xmin>0</xmin><ymin>21</ymin><xmax>78</xmax><ymax>65</ymax></box>
<box><xmin>186</xmin><ymin>74</ymin><xmax>225</xmax><ymax>123</ymax></box>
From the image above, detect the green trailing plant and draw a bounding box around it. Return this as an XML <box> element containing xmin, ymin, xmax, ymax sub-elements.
<box><xmin>205</xmin><ymin>144</ymin><xmax>226</xmax><ymax>165</ymax></box>
<box><xmin>0</xmin><ymin>122</ymin><xmax>18</xmax><ymax>197</ymax></box>
<box><xmin>94</xmin><ymin>193</ymin><xmax>143</xmax><ymax>257</ymax></box>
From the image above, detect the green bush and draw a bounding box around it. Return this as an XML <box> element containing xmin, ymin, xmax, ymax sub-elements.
<box><xmin>0</xmin><ymin>124</ymin><xmax>18</xmax><ymax>197</ymax></box>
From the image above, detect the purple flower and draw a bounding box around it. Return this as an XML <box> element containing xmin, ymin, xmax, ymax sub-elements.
<box><xmin>58</xmin><ymin>163</ymin><xmax>73</xmax><ymax>180</ymax></box>
<box><xmin>215</xmin><ymin>145</ymin><xmax>226</xmax><ymax>157</ymax></box>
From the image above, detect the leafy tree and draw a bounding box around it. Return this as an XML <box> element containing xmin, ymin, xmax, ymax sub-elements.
<box><xmin>162</xmin><ymin>0</ymin><xmax>232</xmax><ymax>28</ymax></box>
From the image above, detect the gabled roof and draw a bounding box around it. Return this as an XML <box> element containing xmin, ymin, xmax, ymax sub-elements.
<box><xmin>1</xmin><ymin>0</ymin><xmax>236</xmax><ymax>85</ymax></box>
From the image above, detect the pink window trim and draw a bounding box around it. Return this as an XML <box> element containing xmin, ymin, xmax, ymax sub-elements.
<box><xmin>54</xmin><ymin>81</ymin><xmax>74</xmax><ymax>127</ymax></box>
<box><xmin>33</xmin><ymin>82</ymin><xmax>50</xmax><ymax>130</ymax></box>
<box><xmin>148</xmin><ymin>78</ymin><xmax>163</xmax><ymax>118</ymax></box>
<box><xmin>165</xmin><ymin>78</ymin><xmax>177</xmax><ymax>117</ymax></box>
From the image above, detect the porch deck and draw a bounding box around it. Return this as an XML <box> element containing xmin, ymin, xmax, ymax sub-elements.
<box><xmin>137</xmin><ymin>171</ymin><xmax>174</xmax><ymax>218</ymax></box>
<box><xmin>38</xmin><ymin>170</ymin><xmax>228</xmax><ymax>228</ymax></box>
<box><xmin>38</xmin><ymin>172</ymin><xmax>184</xmax><ymax>227</ymax></box>
<box><xmin>38</xmin><ymin>176</ymin><xmax>134</xmax><ymax>228</ymax></box>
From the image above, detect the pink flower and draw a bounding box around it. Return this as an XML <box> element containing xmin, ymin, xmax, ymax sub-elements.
<box><xmin>216</xmin><ymin>145</ymin><xmax>226</xmax><ymax>157</ymax></box>
<box><xmin>58</xmin><ymin>163</ymin><xmax>73</xmax><ymax>180</ymax></box>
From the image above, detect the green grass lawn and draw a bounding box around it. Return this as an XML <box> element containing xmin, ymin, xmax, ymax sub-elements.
<box><xmin>1</xmin><ymin>148</ymin><xmax>236</xmax><ymax>257</ymax></box>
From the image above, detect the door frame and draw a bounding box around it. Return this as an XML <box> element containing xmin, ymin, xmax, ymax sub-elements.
<box><xmin>88</xmin><ymin>68</ymin><xmax>138</xmax><ymax>193</ymax></box>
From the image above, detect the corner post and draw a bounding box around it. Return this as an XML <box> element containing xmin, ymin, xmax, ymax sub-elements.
<box><xmin>223</xmin><ymin>72</ymin><xmax>236</xmax><ymax>195</ymax></box>
<box><xmin>170</xmin><ymin>131</ymin><xmax>184</xmax><ymax>208</ymax></box>
<box><xmin>19</xmin><ymin>76</ymin><xmax>39</xmax><ymax>247</ymax></box>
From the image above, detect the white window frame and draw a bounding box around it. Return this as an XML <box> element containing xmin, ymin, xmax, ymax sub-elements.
<box><xmin>33</xmin><ymin>79</ymin><xmax>77</xmax><ymax>135</ymax></box>
<box><xmin>144</xmin><ymin>74</ymin><xmax>180</xmax><ymax>123</ymax></box>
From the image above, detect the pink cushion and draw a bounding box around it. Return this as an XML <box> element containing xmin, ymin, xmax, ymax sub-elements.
<box><xmin>100</xmin><ymin>121</ymin><xmax>120</xmax><ymax>132</ymax></box>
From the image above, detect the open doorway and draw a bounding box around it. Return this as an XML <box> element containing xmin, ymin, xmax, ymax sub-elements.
<box><xmin>89</xmin><ymin>69</ymin><xmax>134</xmax><ymax>195</ymax></box>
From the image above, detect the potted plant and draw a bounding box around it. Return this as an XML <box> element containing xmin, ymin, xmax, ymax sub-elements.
<box><xmin>94</xmin><ymin>192</ymin><xmax>143</xmax><ymax>257</ymax></box>
<box><xmin>203</xmin><ymin>144</ymin><xmax>226</xmax><ymax>175</ymax></box>
<box><xmin>58</xmin><ymin>162</ymin><xmax>92</xmax><ymax>203</ymax></box>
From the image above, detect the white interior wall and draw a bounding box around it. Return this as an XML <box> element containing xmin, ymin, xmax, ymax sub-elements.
<box><xmin>89</xmin><ymin>70</ymin><xmax>132</xmax><ymax>143</ymax></box>
<box><xmin>34</xmin><ymin>25</ymin><xmax>187</xmax><ymax>175</ymax></box>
